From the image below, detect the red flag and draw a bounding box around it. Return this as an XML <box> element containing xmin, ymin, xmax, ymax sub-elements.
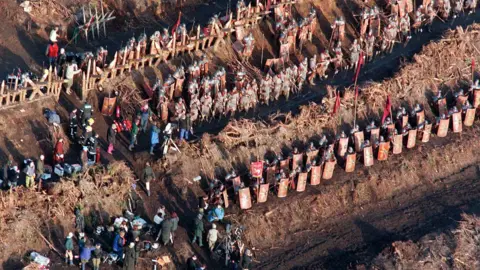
<box><xmin>353</xmin><ymin>51</ymin><xmax>364</xmax><ymax>83</ymax></box>
<box><xmin>172</xmin><ymin>12</ymin><xmax>182</xmax><ymax>35</ymax></box>
<box><xmin>472</xmin><ymin>58</ymin><xmax>475</xmax><ymax>74</ymax></box>
<box><xmin>332</xmin><ymin>92</ymin><xmax>341</xmax><ymax>116</ymax></box>
<box><xmin>381</xmin><ymin>95</ymin><xmax>392</xmax><ymax>124</ymax></box>
<box><xmin>266</xmin><ymin>0</ymin><xmax>271</xmax><ymax>11</ymax></box>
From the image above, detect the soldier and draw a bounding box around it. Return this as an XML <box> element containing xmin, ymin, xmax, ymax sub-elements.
<box><xmin>349</xmin><ymin>39</ymin><xmax>361</xmax><ymax>70</ymax></box>
<box><xmin>413</xmin><ymin>7</ymin><xmax>425</xmax><ymax>33</ymax></box>
<box><xmin>318</xmin><ymin>50</ymin><xmax>331</xmax><ymax>79</ymax></box>
<box><xmin>298</xmin><ymin>19</ymin><xmax>309</xmax><ymax>51</ymax></box>
<box><xmin>333</xmin><ymin>42</ymin><xmax>343</xmax><ymax>74</ymax></box>
<box><xmin>308</xmin><ymin>55</ymin><xmax>318</xmax><ymax>85</ymax></box>
<box><xmin>199</xmin><ymin>54</ymin><xmax>210</xmax><ymax>76</ymax></box>
<box><xmin>307</xmin><ymin>9</ymin><xmax>317</xmax><ymax>42</ymax></box>
<box><xmin>214</xmin><ymin>89</ymin><xmax>228</xmax><ymax>117</ymax></box>
<box><xmin>383</xmin><ymin>24</ymin><xmax>398</xmax><ymax>54</ymax></box>
<box><xmin>365</xmin><ymin>30</ymin><xmax>376</xmax><ymax>61</ymax></box>
<box><xmin>188</xmin><ymin>80</ymin><xmax>199</xmax><ymax>98</ymax></box>
<box><xmin>242</xmin><ymin>33</ymin><xmax>255</xmax><ymax>60</ymax></box>
<box><xmin>281</xmin><ymin>71</ymin><xmax>292</xmax><ymax>100</ymax></box>
<box><xmin>239</xmin><ymin>88</ymin><xmax>252</xmax><ymax>112</ymax></box>
<box><xmin>465</xmin><ymin>0</ymin><xmax>477</xmax><ymax>13</ymax></box>
<box><xmin>174</xmin><ymin>98</ymin><xmax>187</xmax><ymax>121</ymax></box>
<box><xmin>298</xmin><ymin>59</ymin><xmax>308</xmax><ymax>89</ymax></box>
<box><xmin>273</xmin><ymin>73</ymin><xmax>283</xmax><ymax>100</ymax></box>
<box><xmin>173</xmin><ymin>66</ymin><xmax>186</xmax><ymax>97</ymax></box>
<box><xmin>399</xmin><ymin>14</ymin><xmax>411</xmax><ymax>43</ymax></box>
<box><xmin>453</xmin><ymin>0</ymin><xmax>463</xmax><ymax>18</ymax></box>
<box><xmin>189</xmin><ymin>94</ymin><xmax>201</xmax><ymax>122</ymax></box>
<box><xmin>330</xmin><ymin>16</ymin><xmax>345</xmax><ymax>45</ymax></box>
<box><xmin>359</xmin><ymin>8</ymin><xmax>370</xmax><ymax>38</ymax></box>
<box><xmin>226</xmin><ymin>87</ymin><xmax>240</xmax><ymax>115</ymax></box>
<box><xmin>188</xmin><ymin>61</ymin><xmax>201</xmax><ymax>80</ymax></box>
<box><xmin>200</xmin><ymin>94</ymin><xmax>213</xmax><ymax>121</ymax></box>
<box><xmin>200</xmin><ymin>76</ymin><xmax>212</xmax><ymax>97</ymax></box>
<box><xmin>69</xmin><ymin>109</ymin><xmax>78</xmax><ymax>140</ymax></box>
<box><xmin>318</xmin><ymin>134</ymin><xmax>328</xmax><ymax>149</ymax></box>
<box><xmin>247</xmin><ymin>82</ymin><xmax>259</xmax><ymax>107</ymax></box>
<box><xmin>440</xmin><ymin>0</ymin><xmax>452</xmax><ymax>19</ymax></box>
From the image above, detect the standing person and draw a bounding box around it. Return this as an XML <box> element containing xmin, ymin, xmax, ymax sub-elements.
<box><xmin>240</xmin><ymin>249</ymin><xmax>253</xmax><ymax>270</ymax></box>
<box><xmin>69</xmin><ymin>108</ymin><xmax>78</xmax><ymax>140</ymax></box>
<box><xmin>64</xmin><ymin>61</ymin><xmax>81</xmax><ymax>94</ymax></box>
<box><xmin>35</xmin><ymin>155</ymin><xmax>44</xmax><ymax>186</ymax></box>
<box><xmin>80</xmin><ymin>147</ymin><xmax>89</xmax><ymax>170</ymax></box>
<box><xmin>139</xmin><ymin>104</ymin><xmax>152</xmax><ymax>132</ymax></box>
<box><xmin>107</xmin><ymin>124</ymin><xmax>117</xmax><ymax>154</ymax></box>
<box><xmin>142</xmin><ymin>162</ymin><xmax>155</xmax><ymax>197</ymax></box>
<box><xmin>192</xmin><ymin>214</ymin><xmax>204</xmax><ymax>247</ymax></box>
<box><xmin>149</xmin><ymin>124</ymin><xmax>160</xmax><ymax>155</ymax></box>
<box><xmin>24</xmin><ymin>161</ymin><xmax>35</xmax><ymax>189</ymax></box>
<box><xmin>45</xmin><ymin>42</ymin><xmax>59</xmax><ymax>67</ymax></box>
<box><xmin>75</xmin><ymin>208</ymin><xmax>85</xmax><ymax>234</ymax></box>
<box><xmin>128</xmin><ymin>119</ymin><xmax>139</xmax><ymax>151</ymax></box>
<box><xmin>123</xmin><ymin>242</ymin><xmax>136</xmax><ymax>270</ymax></box>
<box><xmin>64</xmin><ymin>232</ymin><xmax>74</xmax><ymax>266</ymax></box>
<box><xmin>79</xmin><ymin>242</ymin><xmax>95</xmax><ymax>270</ymax></box>
<box><xmin>179</xmin><ymin>113</ymin><xmax>192</xmax><ymax>142</ymax></box>
<box><xmin>49</xmin><ymin>26</ymin><xmax>59</xmax><ymax>43</ymax></box>
<box><xmin>91</xmin><ymin>243</ymin><xmax>102</xmax><ymax>270</ymax></box>
<box><xmin>160</xmin><ymin>215</ymin><xmax>173</xmax><ymax>245</ymax></box>
<box><xmin>207</xmin><ymin>223</ymin><xmax>219</xmax><ymax>252</ymax></box>
<box><xmin>54</xmin><ymin>138</ymin><xmax>65</xmax><ymax>164</ymax></box>
<box><xmin>170</xmin><ymin>212</ymin><xmax>179</xmax><ymax>244</ymax></box>
<box><xmin>112</xmin><ymin>230</ymin><xmax>126</xmax><ymax>261</ymax></box>
<box><xmin>187</xmin><ymin>255</ymin><xmax>200</xmax><ymax>270</ymax></box>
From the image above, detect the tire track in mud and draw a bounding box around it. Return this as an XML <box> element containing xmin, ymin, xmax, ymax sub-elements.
<box><xmin>254</xmin><ymin>137</ymin><xmax>480</xmax><ymax>269</ymax></box>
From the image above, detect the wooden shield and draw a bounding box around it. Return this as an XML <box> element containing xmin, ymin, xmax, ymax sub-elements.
<box><xmin>232</xmin><ymin>176</ymin><xmax>242</xmax><ymax>190</ymax></box>
<box><xmin>160</xmin><ymin>103</ymin><xmax>169</xmax><ymax>122</ymax></box>
<box><xmin>296</xmin><ymin>173</ymin><xmax>308</xmax><ymax>192</ymax></box>
<box><xmin>354</xmin><ymin>131</ymin><xmax>365</xmax><ymax>152</ymax></box>
<box><xmin>393</xmin><ymin>134</ymin><xmax>403</xmax><ymax>155</ymax></box>
<box><xmin>416</xmin><ymin>110</ymin><xmax>425</xmax><ymax>126</ymax></box>
<box><xmin>464</xmin><ymin>108</ymin><xmax>476</xmax><ymax>126</ymax></box>
<box><xmin>452</xmin><ymin>112</ymin><xmax>462</xmax><ymax>133</ymax></box>
<box><xmin>250</xmin><ymin>161</ymin><xmax>264</xmax><ymax>178</ymax></box>
<box><xmin>239</xmin><ymin>188</ymin><xmax>252</xmax><ymax>210</ymax></box>
<box><xmin>370</xmin><ymin>128</ymin><xmax>380</xmax><ymax>143</ymax></box>
<box><xmin>101</xmin><ymin>97</ymin><xmax>117</xmax><ymax>116</ymax></box>
<box><xmin>474</xmin><ymin>89</ymin><xmax>480</xmax><ymax>108</ymax></box>
<box><xmin>377</xmin><ymin>142</ymin><xmax>390</xmax><ymax>161</ymax></box>
<box><xmin>277</xmin><ymin>179</ymin><xmax>288</xmax><ymax>198</ymax></box>
<box><xmin>363</xmin><ymin>146</ymin><xmax>374</xmax><ymax>167</ymax></box>
<box><xmin>337</xmin><ymin>137</ymin><xmax>349</xmax><ymax>157</ymax></box>
<box><xmin>174</xmin><ymin>78</ymin><xmax>184</xmax><ymax>98</ymax></box>
<box><xmin>456</xmin><ymin>95</ymin><xmax>468</xmax><ymax>109</ymax></box>
<box><xmin>407</xmin><ymin>129</ymin><xmax>417</xmax><ymax>149</ymax></box>
<box><xmin>437</xmin><ymin>119</ymin><xmax>449</xmax><ymax>137</ymax></box>
<box><xmin>437</xmin><ymin>98</ymin><xmax>447</xmax><ymax>116</ymax></box>
<box><xmin>292</xmin><ymin>154</ymin><xmax>304</xmax><ymax>171</ymax></box>
<box><xmin>223</xmin><ymin>190</ymin><xmax>229</xmax><ymax>208</ymax></box>
<box><xmin>322</xmin><ymin>160</ymin><xmax>336</xmax><ymax>180</ymax></box>
<box><xmin>345</xmin><ymin>153</ymin><xmax>356</xmax><ymax>172</ymax></box>
<box><xmin>401</xmin><ymin>115</ymin><xmax>409</xmax><ymax>128</ymax></box>
<box><xmin>387</xmin><ymin>124</ymin><xmax>396</xmax><ymax>136</ymax></box>
<box><xmin>421</xmin><ymin>123</ymin><xmax>432</xmax><ymax>143</ymax></box>
<box><xmin>306</xmin><ymin>150</ymin><xmax>319</xmax><ymax>165</ymax></box>
<box><xmin>280</xmin><ymin>159</ymin><xmax>290</xmax><ymax>171</ymax></box>
<box><xmin>310</xmin><ymin>165</ymin><xmax>322</xmax><ymax>185</ymax></box>
<box><xmin>406</xmin><ymin>0</ymin><xmax>414</xmax><ymax>12</ymax></box>
<box><xmin>398</xmin><ymin>0</ymin><xmax>406</xmax><ymax>17</ymax></box>
<box><xmin>257</xmin><ymin>183</ymin><xmax>269</xmax><ymax>203</ymax></box>
<box><xmin>266</xmin><ymin>166</ymin><xmax>277</xmax><ymax>185</ymax></box>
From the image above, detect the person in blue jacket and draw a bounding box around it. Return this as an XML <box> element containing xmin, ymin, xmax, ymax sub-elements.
<box><xmin>150</xmin><ymin>124</ymin><xmax>160</xmax><ymax>155</ymax></box>
<box><xmin>112</xmin><ymin>230</ymin><xmax>126</xmax><ymax>261</ymax></box>
<box><xmin>207</xmin><ymin>204</ymin><xmax>225</xmax><ymax>222</ymax></box>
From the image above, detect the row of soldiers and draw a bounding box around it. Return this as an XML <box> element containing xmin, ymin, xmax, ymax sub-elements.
<box><xmin>204</xmin><ymin>81</ymin><xmax>480</xmax><ymax>209</ymax></box>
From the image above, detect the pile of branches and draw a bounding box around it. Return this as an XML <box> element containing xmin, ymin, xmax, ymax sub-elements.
<box><xmin>116</xmin><ymin>83</ymin><xmax>147</xmax><ymax>118</ymax></box>
<box><xmin>453</xmin><ymin>213</ymin><xmax>480</xmax><ymax>268</ymax></box>
<box><xmin>0</xmin><ymin>161</ymin><xmax>134</xmax><ymax>263</ymax></box>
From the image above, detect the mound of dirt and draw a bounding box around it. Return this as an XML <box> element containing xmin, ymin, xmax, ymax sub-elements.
<box><xmin>0</xmin><ymin>161</ymin><xmax>134</xmax><ymax>267</ymax></box>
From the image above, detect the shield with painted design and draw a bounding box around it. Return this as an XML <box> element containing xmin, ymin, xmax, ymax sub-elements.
<box><xmin>345</xmin><ymin>153</ymin><xmax>356</xmax><ymax>172</ymax></box>
<box><xmin>266</xmin><ymin>166</ymin><xmax>277</xmax><ymax>185</ymax></box>
<box><xmin>370</xmin><ymin>128</ymin><xmax>380</xmax><ymax>143</ymax></box>
<box><xmin>416</xmin><ymin>110</ymin><xmax>425</xmax><ymax>126</ymax></box>
<box><xmin>421</xmin><ymin>123</ymin><xmax>432</xmax><ymax>143</ymax></box>
<box><xmin>280</xmin><ymin>159</ymin><xmax>290</xmax><ymax>171</ymax></box>
<box><xmin>310</xmin><ymin>165</ymin><xmax>322</xmax><ymax>185</ymax></box>
<box><xmin>392</xmin><ymin>134</ymin><xmax>403</xmax><ymax>154</ymax></box>
<box><xmin>223</xmin><ymin>190</ymin><xmax>229</xmax><ymax>208</ymax></box>
<box><xmin>407</xmin><ymin>129</ymin><xmax>417</xmax><ymax>149</ymax></box>
<box><xmin>452</xmin><ymin>112</ymin><xmax>462</xmax><ymax>133</ymax></box>
<box><xmin>354</xmin><ymin>131</ymin><xmax>365</xmax><ymax>152</ymax></box>
<box><xmin>296</xmin><ymin>173</ymin><xmax>308</xmax><ymax>192</ymax></box>
<box><xmin>232</xmin><ymin>176</ymin><xmax>242</xmax><ymax>190</ymax></box>
<box><xmin>239</xmin><ymin>188</ymin><xmax>252</xmax><ymax>209</ymax></box>
<box><xmin>377</xmin><ymin>142</ymin><xmax>390</xmax><ymax>161</ymax></box>
<box><xmin>322</xmin><ymin>160</ymin><xmax>336</xmax><ymax>180</ymax></box>
<box><xmin>363</xmin><ymin>146</ymin><xmax>374</xmax><ymax>167</ymax></box>
<box><xmin>250</xmin><ymin>161</ymin><xmax>264</xmax><ymax>178</ymax></box>
<box><xmin>456</xmin><ymin>95</ymin><xmax>468</xmax><ymax>109</ymax></box>
<box><xmin>277</xmin><ymin>179</ymin><xmax>289</xmax><ymax>198</ymax></box>
<box><xmin>464</xmin><ymin>108</ymin><xmax>476</xmax><ymax>126</ymax></box>
<box><xmin>401</xmin><ymin>115</ymin><xmax>409</xmax><ymax>128</ymax></box>
<box><xmin>337</xmin><ymin>137</ymin><xmax>349</xmax><ymax>157</ymax></box>
<box><xmin>437</xmin><ymin>118</ymin><xmax>449</xmax><ymax>137</ymax></box>
<box><xmin>306</xmin><ymin>150</ymin><xmax>319</xmax><ymax>165</ymax></box>
<box><xmin>437</xmin><ymin>98</ymin><xmax>447</xmax><ymax>116</ymax></box>
<box><xmin>474</xmin><ymin>89</ymin><xmax>480</xmax><ymax>108</ymax></box>
<box><xmin>257</xmin><ymin>183</ymin><xmax>269</xmax><ymax>203</ymax></box>
<box><xmin>292</xmin><ymin>154</ymin><xmax>304</xmax><ymax>171</ymax></box>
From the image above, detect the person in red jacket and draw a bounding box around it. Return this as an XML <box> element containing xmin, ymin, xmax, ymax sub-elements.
<box><xmin>45</xmin><ymin>42</ymin><xmax>59</xmax><ymax>67</ymax></box>
<box><xmin>54</xmin><ymin>138</ymin><xmax>65</xmax><ymax>164</ymax></box>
